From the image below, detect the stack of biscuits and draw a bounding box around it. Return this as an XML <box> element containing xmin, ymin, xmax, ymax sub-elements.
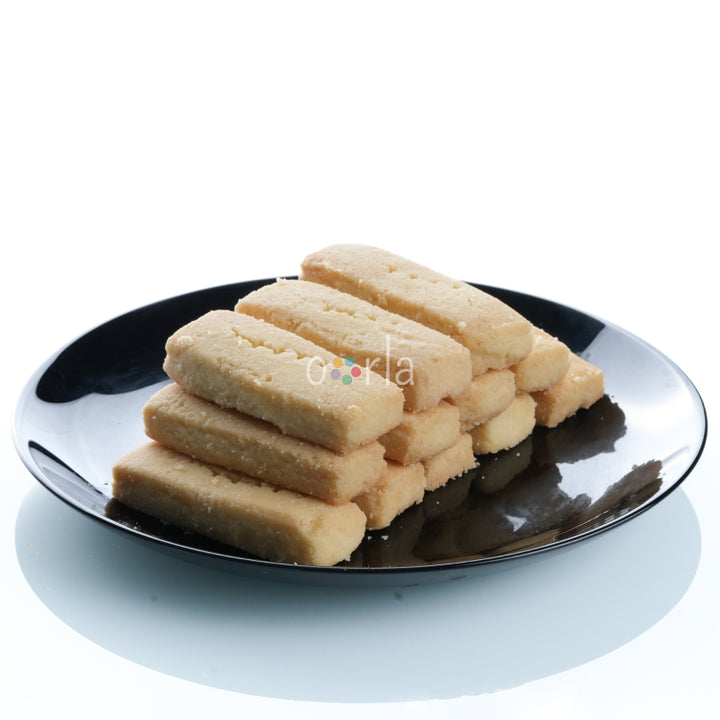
<box><xmin>112</xmin><ymin>244</ymin><xmax>605</xmax><ymax>566</ymax></box>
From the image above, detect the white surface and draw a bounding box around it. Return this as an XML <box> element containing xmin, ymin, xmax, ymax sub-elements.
<box><xmin>2</xmin><ymin>2</ymin><xmax>718</xmax><ymax>718</ymax></box>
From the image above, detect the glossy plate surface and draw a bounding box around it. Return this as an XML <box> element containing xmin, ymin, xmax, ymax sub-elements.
<box><xmin>13</xmin><ymin>279</ymin><xmax>707</xmax><ymax>585</ymax></box>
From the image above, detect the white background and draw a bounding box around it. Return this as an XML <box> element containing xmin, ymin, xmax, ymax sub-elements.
<box><xmin>1</xmin><ymin>2</ymin><xmax>718</xmax><ymax>718</ymax></box>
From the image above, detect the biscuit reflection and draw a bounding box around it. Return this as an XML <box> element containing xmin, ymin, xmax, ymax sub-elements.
<box><xmin>385</xmin><ymin>395</ymin><xmax>660</xmax><ymax>566</ymax></box>
<box><xmin>560</xmin><ymin>460</ymin><xmax>664</xmax><ymax>536</ymax></box>
<box><xmin>532</xmin><ymin>394</ymin><xmax>627</xmax><ymax>464</ymax></box>
<box><xmin>348</xmin><ymin>505</ymin><xmax>426</xmax><ymax>568</ymax></box>
<box><xmin>472</xmin><ymin>437</ymin><xmax>533</xmax><ymax>495</ymax></box>
<box><xmin>105</xmin><ymin>394</ymin><xmax>662</xmax><ymax>570</ymax></box>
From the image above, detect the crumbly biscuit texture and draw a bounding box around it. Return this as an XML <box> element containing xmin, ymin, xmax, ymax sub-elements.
<box><xmin>162</xmin><ymin>309</ymin><xmax>404</xmax><ymax>452</ymax></box>
<box><xmin>112</xmin><ymin>245</ymin><xmax>606</xmax><ymax>567</ymax></box>
<box><xmin>112</xmin><ymin>442</ymin><xmax>367</xmax><ymax>566</ymax></box>
<box><xmin>300</xmin><ymin>244</ymin><xmax>533</xmax><ymax>374</ymax></box>
<box><xmin>422</xmin><ymin>433</ymin><xmax>476</xmax><ymax>492</ymax></box>
<box><xmin>143</xmin><ymin>383</ymin><xmax>387</xmax><ymax>505</ymax></box>
<box><xmin>512</xmin><ymin>327</ymin><xmax>571</xmax><ymax>393</ymax></box>
<box><xmin>450</xmin><ymin>368</ymin><xmax>517</xmax><ymax>431</ymax></box>
<box><xmin>532</xmin><ymin>354</ymin><xmax>605</xmax><ymax>428</ymax></box>
<box><xmin>378</xmin><ymin>401</ymin><xmax>461</xmax><ymax>464</ymax></box>
<box><xmin>352</xmin><ymin>461</ymin><xmax>426</xmax><ymax>530</ymax></box>
<box><xmin>470</xmin><ymin>393</ymin><xmax>537</xmax><ymax>454</ymax></box>
<box><xmin>235</xmin><ymin>279</ymin><xmax>472</xmax><ymax>411</ymax></box>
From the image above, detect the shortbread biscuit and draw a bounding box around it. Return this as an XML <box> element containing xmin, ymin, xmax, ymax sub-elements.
<box><xmin>512</xmin><ymin>327</ymin><xmax>571</xmax><ymax>393</ymax></box>
<box><xmin>143</xmin><ymin>383</ymin><xmax>387</xmax><ymax>505</ymax></box>
<box><xmin>235</xmin><ymin>279</ymin><xmax>472</xmax><ymax>412</ymax></box>
<box><xmin>532</xmin><ymin>353</ymin><xmax>605</xmax><ymax>428</ymax></box>
<box><xmin>422</xmin><ymin>433</ymin><xmax>475</xmax><ymax>491</ymax></box>
<box><xmin>470</xmin><ymin>393</ymin><xmax>537</xmax><ymax>454</ymax></box>
<box><xmin>378</xmin><ymin>400</ymin><xmax>461</xmax><ymax>464</ymax></box>
<box><xmin>352</xmin><ymin>461</ymin><xmax>426</xmax><ymax>530</ymax></box>
<box><xmin>162</xmin><ymin>310</ymin><xmax>404</xmax><ymax>453</ymax></box>
<box><xmin>300</xmin><ymin>244</ymin><xmax>533</xmax><ymax>374</ymax></box>
<box><xmin>450</xmin><ymin>368</ymin><xmax>516</xmax><ymax>431</ymax></box>
<box><xmin>112</xmin><ymin>442</ymin><xmax>367</xmax><ymax>566</ymax></box>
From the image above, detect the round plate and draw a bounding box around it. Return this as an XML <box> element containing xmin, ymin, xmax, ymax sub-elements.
<box><xmin>13</xmin><ymin>279</ymin><xmax>707</xmax><ymax>585</ymax></box>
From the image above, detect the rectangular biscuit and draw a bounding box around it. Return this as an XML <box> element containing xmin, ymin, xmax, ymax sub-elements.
<box><xmin>470</xmin><ymin>393</ymin><xmax>537</xmax><ymax>454</ymax></box>
<box><xmin>422</xmin><ymin>433</ymin><xmax>476</xmax><ymax>492</ymax></box>
<box><xmin>162</xmin><ymin>310</ymin><xmax>404</xmax><ymax>453</ymax></box>
<box><xmin>450</xmin><ymin>368</ymin><xmax>516</xmax><ymax>431</ymax></box>
<box><xmin>300</xmin><ymin>244</ymin><xmax>533</xmax><ymax>374</ymax></box>
<box><xmin>532</xmin><ymin>353</ymin><xmax>605</xmax><ymax>428</ymax></box>
<box><xmin>378</xmin><ymin>400</ymin><xmax>461</xmax><ymax>464</ymax></box>
<box><xmin>352</xmin><ymin>461</ymin><xmax>426</xmax><ymax>530</ymax></box>
<box><xmin>143</xmin><ymin>383</ymin><xmax>387</xmax><ymax>505</ymax></box>
<box><xmin>235</xmin><ymin>279</ymin><xmax>472</xmax><ymax>412</ymax></box>
<box><xmin>112</xmin><ymin>442</ymin><xmax>367</xmax><ymax>566</ymax></box>
<box><xmin>511</xmin><ymin>327</ymin><xmax>571</xmax><ymax>393</ymax></box>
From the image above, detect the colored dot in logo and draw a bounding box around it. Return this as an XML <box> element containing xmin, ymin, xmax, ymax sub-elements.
<box><xmin>328</xmin><ymin>356</ymin><xmax>358</xmax><ymax>384</ymax></box>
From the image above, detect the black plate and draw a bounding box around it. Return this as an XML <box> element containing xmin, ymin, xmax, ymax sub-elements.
<box><xmin>13</xmin><ymin>279</ymin><xmax>707</xmax><ymax>585</ymax></box>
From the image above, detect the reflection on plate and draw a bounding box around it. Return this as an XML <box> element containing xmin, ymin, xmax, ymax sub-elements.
<box><xmin>13</xmin><ymin>279</ymin><xmax>707</xmax><ymax>585</ymax></box>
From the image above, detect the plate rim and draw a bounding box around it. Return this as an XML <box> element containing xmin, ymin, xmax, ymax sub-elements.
<box><xmin>12</xmin><ymin>278</ymin><xmax>709</xmax><ymax>582</ymax></box>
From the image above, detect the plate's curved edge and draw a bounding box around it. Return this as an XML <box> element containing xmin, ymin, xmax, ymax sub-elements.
<box><xmin>11</xmin><ymin>278</ymin><xmax>709</xmax><ymax>584</ymax></box>
<box><xmin>15</xmin><ymin>451</ymin><xmax>705</xmax><ymax>587</ymax></box>
<box><xmin>482</xmin><ymin>281</ymin><xmax>709</xmax><ymax>463</ymax></box>
<box><xmin>12</xmin><ymin>412</ymin><xmax>708</xmax><ymax>586</ymax></box>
